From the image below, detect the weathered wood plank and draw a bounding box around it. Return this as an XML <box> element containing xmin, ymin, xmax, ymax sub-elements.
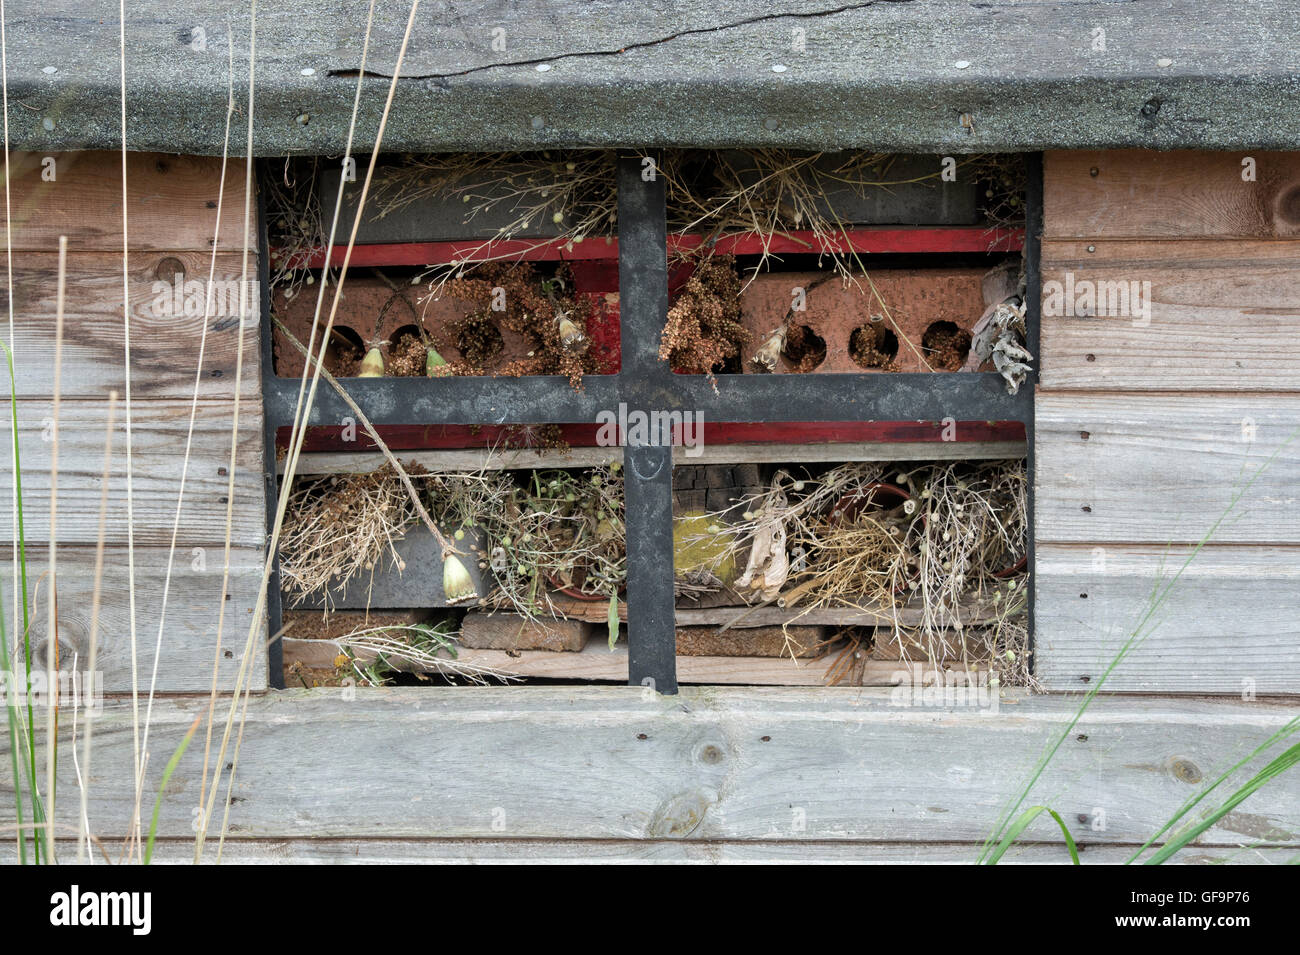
<box><xmin>4</xmin><ymin>252</ymin><xmax>260</xmax><ymax>399</ymax></box>
<box><xmin>0</xmin><ymin>398</ymin><xmax>265</xmax><ymax>546</ymax></box>
<box><xmin>8</xmin><ymin>151</ymin><xmax>254</xmax><ymax>251</ymax></box>
<box><xmin>287</xmin><ymin>441</ymin><xmax>1028</xmax><ymax>475</ymax></box>
<box><xmin>1035</xmin><ymin>393</ymin><xmax>1300</xmax><ymax>545</ymax></box>
<box><xmin>10</xmin><ymin>689</ymin><xmax>1299</xmax><ymax>847</ymax></box>
<box><xmin>1044</xmin><ymin>150</ymin><xmax>1300</xmax><ymax>239</ymax></box>
<box><xmin>1035</xmin><ymin>543</ymin><xmax>1300</xmax><ymax>694</ymax></box>
<box><xmin>55</xmin><ymin>838</ymin><xmax>1295</xmax><ymax>865</ymax></box>
<box><xmin>3</xmin><ymin>544</ymin><xmax>268</xmax><ymax>692</ymax></box>
<box><xmin>1040</xmin><ymin>241</ymin><xmax>1300</xmax><ymax>391</ymax></box>
<box><xmin>282</xmin><ymin>635</ymin><xmax>973</xmax><ymax>686</ymax></box>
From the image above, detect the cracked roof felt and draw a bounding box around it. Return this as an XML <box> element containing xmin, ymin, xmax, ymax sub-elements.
<box><xmin>7</xmin><ymin>0</ymin><xmax>1300</xmax><ymax>156</ymax></box>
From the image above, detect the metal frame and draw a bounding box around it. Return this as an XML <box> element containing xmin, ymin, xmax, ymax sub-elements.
<box><xmin>260</xmin><ymin>154</ymin><xmax>1040</xmax><ymax>694</ymax></box>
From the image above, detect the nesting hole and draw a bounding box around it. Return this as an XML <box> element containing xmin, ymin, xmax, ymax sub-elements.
<box><xmin>921</xmin><ymin>320</ymin><xmax>972</xmax><ymax>371</ymax></box>
<box><xmin>849</xmin><ymin>323</ymin><xmax>899</xmax><ymax>370</ymax></box>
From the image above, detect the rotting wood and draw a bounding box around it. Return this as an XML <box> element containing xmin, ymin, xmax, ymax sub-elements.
<box><xmin>1044</xmin><ymin>150</ymin><xmax>1300</xmax><ymax>240</ymax></box>
<box><xmin>1035</xmin><ymin>392</ymin><xmax>1300</xmax><ymax>546</ymax></box>
<box><xmin>8</xmin><ymin>688</ymin><xmax>1297</xmax><ymax>847</ymax></box>
<box><xmin>7</xmin><ymin>151</ymin><xmax>254</xmax><ymax>251</ymax></box>
<box><xmin>4</xmin><ymin>252</ymin><xmax>260</xmax><ymax>399</ymax></box>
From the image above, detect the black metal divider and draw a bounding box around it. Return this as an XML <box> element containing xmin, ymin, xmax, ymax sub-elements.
<box><xmin>260</xmin><ymin>154</ymin><xmax>1039</xmax><ymax>695</ymax></box>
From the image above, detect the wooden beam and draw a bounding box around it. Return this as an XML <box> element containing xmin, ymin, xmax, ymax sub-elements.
<box><xmin>1035</xmin><ymin>392</ymin><xmax>1300</xmax><ymax>545</ymax></box>
<box><xmin>6</xmin><ymin>152</ymin><xmax>253</xmax><ymax>252</ymax></box>
<box><xmin>6</xmin><ymin>252</ymin><xmax>260</xmax><ymax>399</ymax></box>
<box><xmin>1035</xmin><ymin>543</ymin><xmax>1300</xmax><ymax>694</ymax></box>
<box><xmin>1044</xmin><ymin>151</ymin><xmax>1300</xmax><ymax>240</ymax></box>
<box><xmin>10</xmin><ymin>689</ymin><xmax>1298</xmax><ymax>848</ymax></box>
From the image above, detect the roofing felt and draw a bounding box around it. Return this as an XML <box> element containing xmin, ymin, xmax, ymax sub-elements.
<box><xmin>8</xmin><ymin>0</ymin><xmax>1300</xmax><ymax>156</ymax></box>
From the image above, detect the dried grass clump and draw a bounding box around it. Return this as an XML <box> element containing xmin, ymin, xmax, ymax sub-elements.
<box><xmin>658</xmin><ymin>254</ymin><xmax>749</xmax><ymax>374</ymax></box>
<box><xmin>679</xmin><ymin>459</ymin><xmax>1030</xmax><ymax>683</ymax></box>
<box><xmin>436</xmin><ymin>262</ymin><xmax>597</xmax><ymax>389</ymax></box>
<box><xmin>279</xmin><ymin>465</ymin><xmax>421</xmax><ymax>609</ymax></box>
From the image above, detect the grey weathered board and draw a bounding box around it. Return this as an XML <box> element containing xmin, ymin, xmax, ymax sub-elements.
<box><xmin>14</xmin><ymin>3</ymin><xmax>1300</xmax><ymax>155</ymax></box>
<box><xmin>113</xmin><ymin>838</ymin><xmax>1297</xmax><ymax>865</ymax></box>
<box><xmin>0</xmin><ymin>398</ymin><xmax>264</xmax><ymax>547</ymax></box>
<box><xmin>1034</xmin><ymin>393</ymin><xmax>1300</xmax><ymax>546</ymax></box>
<box><xmin>3</xmin><ymin>544</ymin><xmax>268</xmax><ymax>692</ymax></box>
<box><xmin>7</xmin><ymin>689</ymin><xmax>1298</xmax><ymax>850</ymax></box>
<box><xmin>1035</xmin><ymin>544</ymin><xmax>1300</xmax><ymax>694</ymax></box>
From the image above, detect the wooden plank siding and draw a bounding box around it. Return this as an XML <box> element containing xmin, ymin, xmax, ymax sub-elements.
<box><xmin>5</xmin><ymin>688</ymin><xmax>1297</xmax><ymax>852</ymax></box>
<box><xmin>3</xmin><ymin>151</ymin><xmax>267</xmax><ymax>691</ymax></box>
<box><xmin>1036</xmin><ymin>151</ymin><xmax>1300</xmax><ymax>693</ymax></box>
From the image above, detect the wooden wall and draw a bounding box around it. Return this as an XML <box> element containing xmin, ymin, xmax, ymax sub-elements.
<box><xmin>0</xmin><ymin>151</ymin><xmax>267</xmax><ymax>691</ymax></box>
<box><xmin>1035</xmin><ymin>151</ymin><xmax>1300</xmax><ymax>693</ymax></box>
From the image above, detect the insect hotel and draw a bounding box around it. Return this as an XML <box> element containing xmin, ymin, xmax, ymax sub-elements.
<box><xmin>1</xmin><ymin>1</ymin><xmax>1297</xmax><ymax>864</ymax></box>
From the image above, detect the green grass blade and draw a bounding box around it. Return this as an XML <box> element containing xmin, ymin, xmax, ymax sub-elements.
<box><xmin>607</xmin><ymin>593</ymin><xmax>619</xmax><ymax>650</ymax></box>
<box><xmin>984</xmin><ymin>805</ymin><xmax>1080</xmax><ymax>865</ymax></box>
<box><xmin>144</xmin><ymin>717</ymin><xmax>201</xmax><ymax>865</ymax></box>
<box><xmin>1144</xmin><ymin>741</ymin><xmax>1300</xmax><ymax>865</ymax></box>
<box><xmin>978</xmin><ymin>430</ymin><xmax>1298</xmax><ymax>865</ymax></box>
<box><xmin>1125</xmin><ymin>713</ymin><xmax>1300</xmax><ymax>864</ymax></box>
<box><xmin>0</xmin><ymin>340</ymin><xmax>39</xmax><ymax>862</ymax></box>
<box><xmin>0</xmin><ymin>584</ymin><xmax>27</xmax><ymax>863</ymax></box>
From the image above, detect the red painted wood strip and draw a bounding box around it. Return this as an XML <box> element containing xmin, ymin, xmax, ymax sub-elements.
<box><xmin>285</xmin><ymin>420</ymin><xmax>1026</xmax><ymax>453</ymax></box>
<box><xmin>283</xmin><ymin>227</ymin><xmax>1025</xmax><ymax>269</ymax></box>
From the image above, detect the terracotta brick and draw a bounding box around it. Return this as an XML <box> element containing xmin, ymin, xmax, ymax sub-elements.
<box><xmin>737</xmin><ymin>268</ymin><xmax>987</xmax><ymax>374</ymax></box>
<box><xmin>271</xmin><ymin>277</ymin><xmax>533</xmax><ymax>378</ymax></box>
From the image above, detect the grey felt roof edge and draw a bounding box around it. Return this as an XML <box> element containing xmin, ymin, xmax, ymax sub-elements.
<box><xmin>9</xmin><ymin>0</ymin><xmax>1300</xmax><ymax>156</ymax></box>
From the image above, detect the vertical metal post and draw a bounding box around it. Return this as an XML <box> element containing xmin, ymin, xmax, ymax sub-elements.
<box><xmin>1023</xmin><ymin>153</ymin><xmax>1043</xmax><ymax>665</ymax></box>
<box><xmin>256</xmin><ymin>185</ymin><xmax>286</xmax><ymax>688</ymax></box>
<box><xmin>617</xmin><ymin>154</ymin><xmax>678</xmax><ymax>694</ymax></box>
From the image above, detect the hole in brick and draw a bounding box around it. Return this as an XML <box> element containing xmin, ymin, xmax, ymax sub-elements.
<box><xmin>387</xmin><ymin>324</ymin><xmax>427</xmax><ymax>377</ymax></box>
<box><xmin>456</xmin><ymin>315</ymin><xmax>505</xmax><ymax>367</ymax></box>
<box><xmin>849</xmin><ymin>324</ymin><xmax>899</xmax><ymax>370</ymax></box>
<box><xmin>324</xmin><ymin>326</ymin><xmax>365</xmax><ymax>376</ymax></box>
<box><xmin>782</xmin><ymin>324</ymin><xmax>826</xmax><ymax>372</ymax></box>
<box><xmin>920</xmin><ymin>321</ymin><xmax>972</xmax><ymax>371</ymax></box>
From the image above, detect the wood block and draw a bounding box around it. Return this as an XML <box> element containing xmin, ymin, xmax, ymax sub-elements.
<box><xmin>461</xmin><ymin>612</ymin><xmax>593</xmax><ymax>652</ymax></box>
<box><xmin>870</xmin><ymin>628</ymin><xmax>994</xmax><ymax>663</ymax></box>
<box><xmin>282</xmin><ymin>609</ymin><xmax>432</xmax><ymax>644</ymax></box>
<box><xmin>676</xmin><ymin>625</ymin><xmax>827</xmax><ymax>658</ymax></box>
<box><xmin>673</xmin><ymin>489</ymin><xmax>707</xmax><ymax>512</ymax></box>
